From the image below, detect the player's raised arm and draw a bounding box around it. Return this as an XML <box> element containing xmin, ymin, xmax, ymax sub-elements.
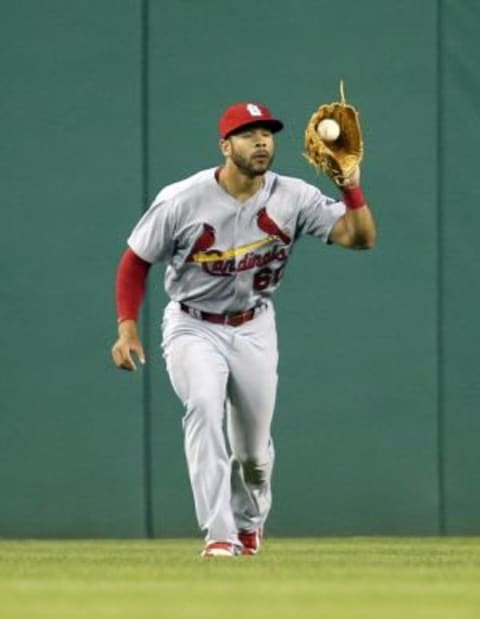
<box><xmin>328</xmin><ymin>166</ymin><xmax>377</xmax><ymax>249</ymax></box>
<box><xmin>111</xmin><ymin>248</ymin><xmax>150</xmax><ymax>371</ymax></box>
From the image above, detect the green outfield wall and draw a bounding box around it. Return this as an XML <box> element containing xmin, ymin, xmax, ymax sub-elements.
<box><xmin>1</xmin><ymin>0</ymin><xmax>479</xmax><ymax>538</ymax></box>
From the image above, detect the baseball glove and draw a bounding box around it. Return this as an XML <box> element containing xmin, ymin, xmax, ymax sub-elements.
<box><xmin>304</xmin><ymin>81</ymin><xmax>363</xmax><ymax>186</ymax></box>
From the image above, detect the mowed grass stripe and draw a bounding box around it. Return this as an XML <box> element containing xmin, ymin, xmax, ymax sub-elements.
<box><xmin>0</xmin><ymin>538</ymin><xmax>479</xmax><ymax>619</ymax></box>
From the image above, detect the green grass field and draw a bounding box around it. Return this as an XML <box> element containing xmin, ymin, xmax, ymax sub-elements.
<box><xmin>1</xmin><ymin>538</ymin><xmax>479</xmax><ymax>618</ymax></box>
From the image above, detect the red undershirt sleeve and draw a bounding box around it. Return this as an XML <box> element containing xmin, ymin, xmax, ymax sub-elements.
<box><xmin>115</xmin><ymin>248</ymin><xmax>152</xmax><ymax>323</ymax></box>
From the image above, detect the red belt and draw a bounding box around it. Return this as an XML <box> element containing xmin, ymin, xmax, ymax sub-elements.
<box><xmin>180</xmin><ymin>302</ymin><xmax>259</xmax><ymax>327</ymax></box>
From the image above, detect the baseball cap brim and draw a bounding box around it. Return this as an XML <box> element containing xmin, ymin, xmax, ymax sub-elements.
<box><xmin>225</xmin><ymin>119</ymin><xmax>284</xmax><ymax>138</ymax></box>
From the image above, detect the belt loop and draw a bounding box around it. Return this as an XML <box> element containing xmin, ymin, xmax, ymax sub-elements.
<box><xmin>180</xmin><ymin>302</ymin><xmax>201</xmax><ymax>320</ymax></box>
<box><xmin>191</xmin><ymin>307</ymin><xmax>202</xmax><ymax>319</ymax></box>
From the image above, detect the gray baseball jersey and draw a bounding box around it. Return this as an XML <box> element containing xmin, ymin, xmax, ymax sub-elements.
<box><xmin>127</xmin><ymin>167</ymin><xmax>346</xmax><ymax>313</ymax></box>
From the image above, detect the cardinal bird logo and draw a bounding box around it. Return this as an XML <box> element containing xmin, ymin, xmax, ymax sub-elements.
<box><xmin>256</xmin><ymin>208</ymin><xmax>291</xmax><ymax>245</ymax></box>
<box><xmin>187</xmin><ymin>223</ymin><xmax>216</xmax><ymax>261</ymax></box>
<box><xmin>187</xmin><ymin>211</ymin><xmax>291</xmax><ymax>268</ymax></box>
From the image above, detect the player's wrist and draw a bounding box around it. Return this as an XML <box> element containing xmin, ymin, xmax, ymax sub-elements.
<box><xmin>342</xmin><ymin>185</ymin><xmax>366</xmax><ymax>210</ymax></box>
<box><xmin>118</xmin><ymin>318</ymin><xmax>138</xmax><ymax>337</ymax></box>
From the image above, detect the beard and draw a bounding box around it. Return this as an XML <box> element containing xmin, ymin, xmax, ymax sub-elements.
<box><xmin>229</xmin><ymin>146</ymin><xmax>274</xmax><ymax>178</ymax></box>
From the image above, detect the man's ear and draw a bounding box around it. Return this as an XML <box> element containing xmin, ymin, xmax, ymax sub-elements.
<box><xmin>219</xmin><ymin>138</ymin><xmax>231</xmax><ymax>157</ymax></box>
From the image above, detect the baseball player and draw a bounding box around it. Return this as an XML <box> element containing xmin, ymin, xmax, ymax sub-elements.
<box><xmin>111</xmin><ymin>101</ymin><xmax>376</xmax><ymax>557</ymax></box>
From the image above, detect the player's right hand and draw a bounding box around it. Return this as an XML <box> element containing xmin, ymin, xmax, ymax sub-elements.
<box><xmin>112</xmin><ymin>336</ymin><xmax>146</xmax><ymax>371</ymax></box>
<box><xmin>111</xmin><ymin>320</ymin><xmax>146</xmax><ymax>371</ymax></box>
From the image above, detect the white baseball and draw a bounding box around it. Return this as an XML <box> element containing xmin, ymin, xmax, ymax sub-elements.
<box><xmin>317</xmin><ymin>118</ymin><xmax>340</xmax><ymax>141</ymax></box>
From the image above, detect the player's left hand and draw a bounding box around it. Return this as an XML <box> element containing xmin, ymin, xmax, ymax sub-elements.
<box><xmin>304</xmin><ymin>80</ymin><xmax>363</xmax><ymax>187</ymax></box>
<box><xmin>342</xmin><ymin>165</ymin><xmax>361</xmax><ymax>189</ymax></box>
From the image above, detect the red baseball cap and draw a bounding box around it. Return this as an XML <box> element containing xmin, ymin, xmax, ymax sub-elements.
<box><xmin>219</xmin><ymin>102</ymin><xmax>284</xmax><ymax>139</ymax></box>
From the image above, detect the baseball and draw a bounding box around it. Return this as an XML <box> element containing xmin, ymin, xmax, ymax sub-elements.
<box><xmin>317</xmin><ymin>118</ymin><xmax>340</xmax><ymax>141</ymax></box>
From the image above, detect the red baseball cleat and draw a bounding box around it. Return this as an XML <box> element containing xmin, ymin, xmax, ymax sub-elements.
<box><xmin>238</xmin><ymin>529</ymin><xmax>262</xmax><ymax>555</ymax></box>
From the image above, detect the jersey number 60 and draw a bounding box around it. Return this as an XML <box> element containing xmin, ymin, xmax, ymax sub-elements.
<box><xmin>253</xmin><ymin>265</ymin><xmax>286</xmax><ymax>291</ymax></box>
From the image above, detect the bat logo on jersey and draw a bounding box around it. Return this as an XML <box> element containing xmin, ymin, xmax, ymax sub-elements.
<box><xmin>187</xmin><ymin>209</ymin><xmax>291</xmax><ymax>277</ymax></box>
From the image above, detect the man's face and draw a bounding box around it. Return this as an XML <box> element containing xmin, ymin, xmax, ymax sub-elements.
<box><xmin>222</xmin><ymin>125</ymin><xmax>275</xmax><ymax>177</ymax></box>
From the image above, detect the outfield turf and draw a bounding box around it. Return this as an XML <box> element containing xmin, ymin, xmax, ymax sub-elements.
<box><xmin>1</xmin><ymin>538</ymin><xmax>479</xmax><ymax>618</ymax></box>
